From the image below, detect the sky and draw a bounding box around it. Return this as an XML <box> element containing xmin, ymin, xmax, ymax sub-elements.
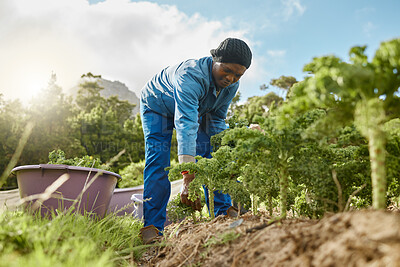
<box><xmin>0</xmin><ymin>0</ymin><xmax>399</xmax><ymax>104</ymax></box>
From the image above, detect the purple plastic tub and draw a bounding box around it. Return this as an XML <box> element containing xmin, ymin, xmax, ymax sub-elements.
<box><xmin>12</xmin><ymin>164</ymin><xmax>121</xmax><ymax>218</ymax></box>
<box><xmin>107</xmin><ymin>185</ymin><xmax>144</xmax><ymax>216</ymax></box>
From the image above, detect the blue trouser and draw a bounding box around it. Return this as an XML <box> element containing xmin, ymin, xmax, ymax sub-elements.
<box><xmin>140</xmin><ymin>103</ymin><xmax>232</xmax><ymax>232</ymax></box>
<box><xmin>195</xmin><ymin>122</ymin><xmax>232</xmax><ymax>217</ymax></box>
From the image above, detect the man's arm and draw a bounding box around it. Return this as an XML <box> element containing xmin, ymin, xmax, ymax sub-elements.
<box><xmin>173</xmin><ymin>73</ymin><xmax>204</xmax><ymax>210</ymax></box>
<box><xmin>173</xmin><ymin>73</ymin><xmax>204</xmax><ymax>162</ymax></box>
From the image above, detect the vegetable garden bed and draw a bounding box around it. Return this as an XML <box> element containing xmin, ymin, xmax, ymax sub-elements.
<box><xmin>139</xmin><ymin>209</ymin><xmax>400</xmax><ymax>267</ymax></box>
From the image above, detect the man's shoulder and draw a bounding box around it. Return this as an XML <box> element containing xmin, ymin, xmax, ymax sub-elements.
<box><xmin>177</xmin><ymin>56</ymin><xmax>212</xmax><ymax>74</ymax></box>
<box><xmin>173</xmin><ymin>56</ymin><xmax>212</xmax><ymax>83</ymax></box>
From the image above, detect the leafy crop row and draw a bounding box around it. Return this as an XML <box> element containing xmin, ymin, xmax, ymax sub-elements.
<box><xmin>169</xmin><ymin>38</ymin><xmax>400</xmax><ymax>218</ymax></box>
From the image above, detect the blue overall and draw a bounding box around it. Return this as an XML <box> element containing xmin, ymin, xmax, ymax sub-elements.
<box><xmin>140</xmin><ymin>56</ymin><xmax>239</xmax><ymax>231</ymax></box>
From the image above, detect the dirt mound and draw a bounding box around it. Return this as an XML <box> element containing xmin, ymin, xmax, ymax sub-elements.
<box><xmin>140</xmin><ymin>210</ymin><xmax>400</xmax><ymax>267</ymax></box>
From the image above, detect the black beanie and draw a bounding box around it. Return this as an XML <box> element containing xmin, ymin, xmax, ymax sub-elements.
<box><xmin>210</xmin><ymin>38</ymin><xmax>252</xmax><ymax>69</ymax></box>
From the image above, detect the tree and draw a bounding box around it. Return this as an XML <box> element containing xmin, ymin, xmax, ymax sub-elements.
<box><xmin>0</xmin><ymin>95</ymin><xmax>26</xmax><ymax>189</ymax></box>
<box><xmin>227</xmin><ymin>91</ymin><xmax>241</xmax><ymax>118</ymax></box>
<box><xmin>81</xmin><ymin>72</ymin><xmax>102</xmax><ymax>79</ymax></box>
<box><xmin>233</xmin><ymin>76</ymin><xmax>296</xmax><ymax>123</ymax></box>
<box><xmin>75</xmin><ymin>76</ymin><xmax>105</xmax><ymax>113</ymax></box>
<box><xmin>238</xmin><ymin>92</ymin><xmax>283</xmax><ymax>123</ymax></box>
<box><xmin>24</xmin><ymin>73</ymin><xmax>82</xmax><ymax>164</ymax></box>
<box><xmin>71</xmin><ymin>77</ymin><xmax>140</xmax><ymax>171</ymax></box>
<box><xmin>120</xmin><ymin>113</ymin><xmax>146</xmax><ymax>165</ymax></box>
<box><xmin>270</xmin><ymin>75</ymin><xmax>298</xmax><ymax>98</ymax></box>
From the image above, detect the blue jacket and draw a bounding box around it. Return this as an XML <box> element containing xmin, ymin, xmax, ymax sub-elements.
<box><xmin>141</xmin><ymin>56</ymin><xmax>239</xmax><ymax>157</ymax></box>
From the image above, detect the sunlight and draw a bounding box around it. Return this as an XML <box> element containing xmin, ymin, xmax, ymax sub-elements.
<box><xmin>11</xmin><ymin>64</ymin><xmax>50</xmax><ymax>103</ymax></box>
<box><xmin>21</xmin><ymin>75</ymin><xmax>46</xmax><ymax>98</ymax></box>
<box><xmin>0</xmin><ymin>36</ymin><xmax>74</xmax><ymax>104</ymax></box>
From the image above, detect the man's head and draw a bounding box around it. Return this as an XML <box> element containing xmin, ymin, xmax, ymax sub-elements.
<box><xmin>211</xmin><ymin>38</ymin><xmax>252</xmax><ymax>89</ymax></box>
<box><xmin>211</xmin><ymin>38</ymin><xmax>252</xmax><ymax>69</ymax></box>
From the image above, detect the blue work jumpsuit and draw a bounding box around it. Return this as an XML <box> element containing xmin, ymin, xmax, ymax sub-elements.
<box><xmin>140</xmin><ymin>56</ymin><xmax>239</xmax><ymax>231</ymax></box>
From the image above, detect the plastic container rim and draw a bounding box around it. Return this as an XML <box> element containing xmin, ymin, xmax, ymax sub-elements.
<box><xmin>11</xmin><ymin>164</ymin><xmax>122</xmax><ymax>180</ymax></box>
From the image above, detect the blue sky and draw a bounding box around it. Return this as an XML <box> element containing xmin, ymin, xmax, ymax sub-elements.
<box><xmin>130</xmin><ymin>0</ymin><xmax>399</xmax><ymax>99</ymax></box>
<box><xmin>1</xmin><ymin>0</ymin><xmax>399</xmax><ymax>103</ymax></box>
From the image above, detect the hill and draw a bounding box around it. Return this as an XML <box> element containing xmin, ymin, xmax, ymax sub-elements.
<box><xmin>68</xmin><ymin>77</ymin><xmax>140</xmax><ymax>115</ymax></box>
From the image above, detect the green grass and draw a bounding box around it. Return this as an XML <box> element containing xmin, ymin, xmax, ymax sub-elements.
<box><xmin>0</xmin><ymin>208</ymin><xmax>145</xmax><ymax>267</ymax></box>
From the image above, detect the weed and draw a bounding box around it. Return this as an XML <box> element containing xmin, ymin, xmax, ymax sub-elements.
<box><xmin>203</xmin><ymin>231</ymin><xmax>240</xmax><ymax>248</ymax></box>
<box><xmin>0</xmin><ymin>209</ymin><xmax>144</xmax><ymax>266</ymax></box>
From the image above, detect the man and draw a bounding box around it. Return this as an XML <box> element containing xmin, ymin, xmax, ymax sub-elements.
<box><xmin>139</xmin><ymin>38</ymin><xmax>252</xmax><ymax>244</ymax></box>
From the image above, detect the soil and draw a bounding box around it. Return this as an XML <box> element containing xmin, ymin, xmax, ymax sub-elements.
<box><xmin>137</xmin><ymin>209</ymin><xmax>400</xmax><ymax>267</ymax></box>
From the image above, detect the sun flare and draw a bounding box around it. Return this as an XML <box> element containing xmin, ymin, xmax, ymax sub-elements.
<box><xmin>8</xmin><ymin>61</ymin><xmax>52</xmax><ymax>103</ymax></box>
<box><xmin>22</xmin><ymin>75</ymin><xmax>47</xmax><ymax>98</ymax></box>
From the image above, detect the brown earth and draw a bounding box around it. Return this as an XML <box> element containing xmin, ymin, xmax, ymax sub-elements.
<box><xmin>137</xmin><ymin>209</ymin><xmax>400</xmax><ymax>267</ymax></box>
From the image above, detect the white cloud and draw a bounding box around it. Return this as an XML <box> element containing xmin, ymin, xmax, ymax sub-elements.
<box><xmin>0</xmin><ymin>0</ymin><xmax>255</xmax><ymax>102</ymax></box>
<box><xmin>355</xmin><ymin>7</ymin><xmax>377</xmax><ymax>38</ymax></box>
<box><xmin>267</xmin><ymin>50</ymin><xmax>286</xmax><ymax>58</ymax></box>
<box><xmin>356</xmin><ymin>7</ymin><xmax>375</xmax><ymax>18</ymax></box>
<box><xmin>363</xmin><ymin>21</ymin><xmax>377</xmax><ymax>37</ymax></box>
<box><xmin>281</xmin><ymin>0</ymin><xmax>306</xmax><ymax>21</ymax></box>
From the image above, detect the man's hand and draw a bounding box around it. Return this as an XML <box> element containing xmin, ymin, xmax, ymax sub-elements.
<box><xmin>249</xmin><ymin>123</ymin><xmax>261</xmax><ymax>131</ymax></box>
<box><xmin>249</xmin><ymin>123</ymin><xmax>265</xmax><ymax>133</ymax></box>
<box><xmin>180</xmin><ymin>172</ymin><xmax>202</xmax><ymax>211</ymax></box>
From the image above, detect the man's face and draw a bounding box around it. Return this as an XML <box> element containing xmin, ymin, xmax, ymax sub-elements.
<box><xmin>212</xmin><ymin>62</ymin><xmax>247</xmax><ymax>89</ymax></box>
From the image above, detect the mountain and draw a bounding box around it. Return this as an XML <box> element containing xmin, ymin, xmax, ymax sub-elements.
<box><xmin>68</xmin><ymin>77</ymin><xmax>140</xmax><ymax>115</ymax></box>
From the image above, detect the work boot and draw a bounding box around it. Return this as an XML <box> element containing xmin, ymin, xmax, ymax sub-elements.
<box><xmin>232</xmin><ymin>201</ymin><xmax>249</xmax><ymax>215</ymax></box>
<box><xmin>226</xmin><ymin>206</ymin><xmax>239</xmax><ymax>218</ymax></box>
<box><xmin>139</xmin><ymin>225</ymin><xmax>160</xmax><ymax>245</ymax></box>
